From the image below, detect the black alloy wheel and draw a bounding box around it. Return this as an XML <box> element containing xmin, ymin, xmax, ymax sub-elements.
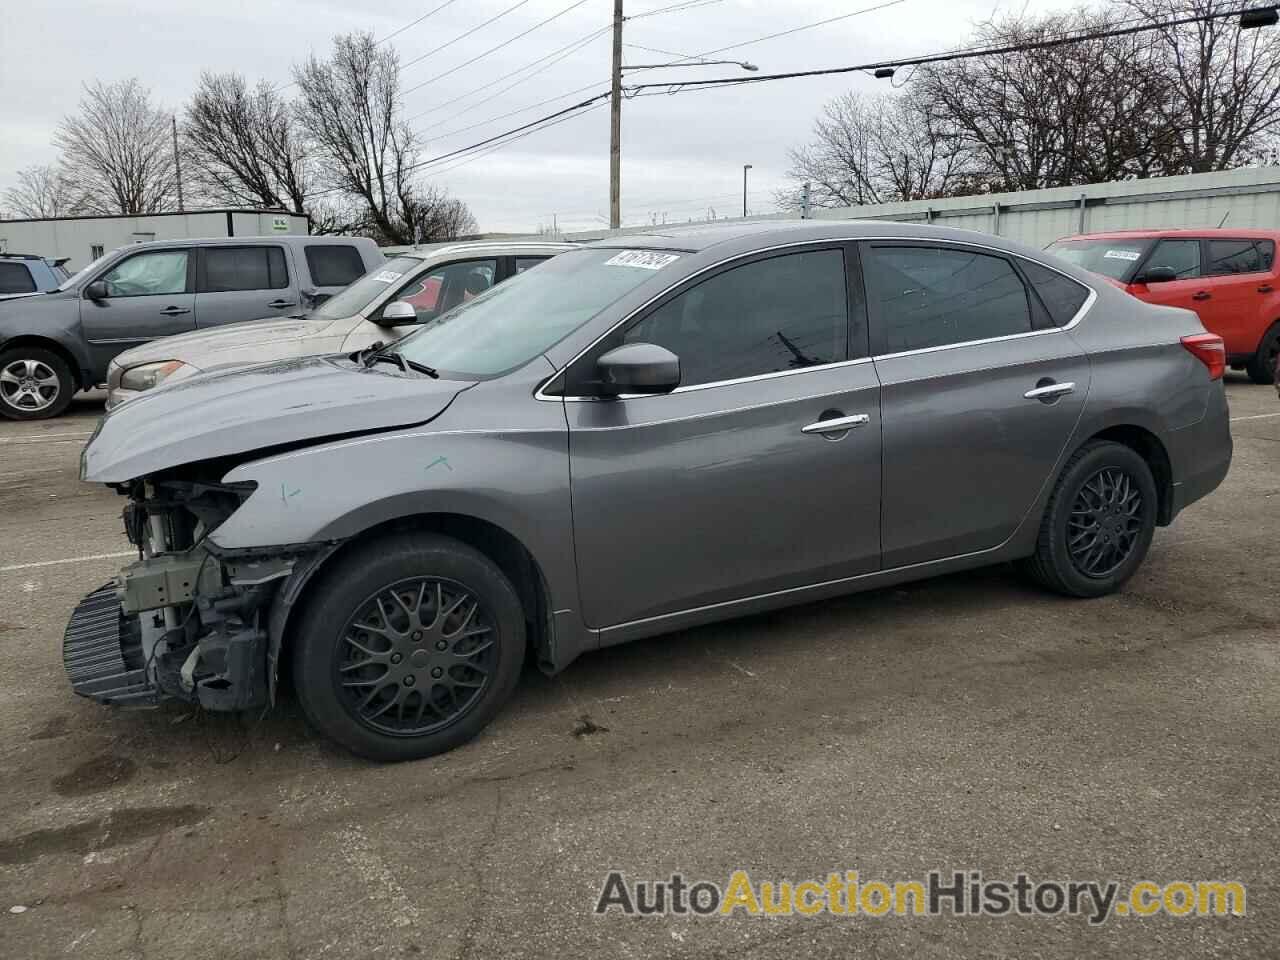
<box><xmin>337</xmin><ymin>577</ymin><xmax>496</xmax><ymax>736</ymax></box>
<box><xmin>1066</xmin><ymin>467</ymin><xmax>1144</xmax><ymax>578</ymax></box>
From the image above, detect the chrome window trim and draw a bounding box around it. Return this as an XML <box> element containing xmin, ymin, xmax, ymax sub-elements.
<box><xmin>536</xmin><ymin>235</ymin><xmax>1098</xmax><ymax>403</ymax></box>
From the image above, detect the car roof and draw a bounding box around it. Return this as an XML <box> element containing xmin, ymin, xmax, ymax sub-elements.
<box><xmin>1059</xmin><ymin>228</ymin><xmax>1280</xmax><ymax>242</ymax></box>
<box><xmin>124</xmin><ymin>235</ymin><xmax>375</xmax><ymax>251</ymax></box>
<box><xmin>389</xmin><ymin>240</ymin><xmax>576</xmax><ymax>262</ymax></box>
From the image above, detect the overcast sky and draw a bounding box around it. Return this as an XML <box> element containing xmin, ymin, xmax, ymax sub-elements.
<box><xmin>1</xmin><ymin>0</ymin><xmax>1074</xmax><ymax>233</ymax></box>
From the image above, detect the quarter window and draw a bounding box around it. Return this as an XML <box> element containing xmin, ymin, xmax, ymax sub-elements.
<box><xmin>99</xmin><ymin>250</ymin><xmax>189</xmax><ymax>297</ymax></box>
<box><xmin>201</xmin><ymin>246</ymin><xmax>288</xmax><ymax>292</ymax></box>
<box><xmin>515</xmin><ymin>256</ymin><xmax>550</xmax><ymax>273</ymax></box>
<box><xmin>1020</xmin><ymin>260</ymin><xmax>1090</xmax><ymax>326</ymax></box>
<box><xmin>622</xmin><ymin>249</ymin><xmax>850</xmax><ymax>388</ymax></box>
<box><xmin>1205</xmin><ymin>239</ymin><xmax>1274</xmax><ymax>276</ymax></box>
<box><xmin>1146</xmin><ymin>239</ymin><xmax>1201</xmax><ymax>279</ymax></box>
<box><xmin>863</xmin><ymin>245</ymin><xmax>1031</xmax><ymax>352</ymax></box>
<box><xmin>305</xmin><ymin>244</ymin><xmax>366</xmax><ymax>287</ymax></box>
<box><xmin>0</xmin><ymin>262</ymin><xmax>36</xmax><ymax>295</ymax></box>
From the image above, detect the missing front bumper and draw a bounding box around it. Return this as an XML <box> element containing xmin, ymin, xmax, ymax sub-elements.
<box><xmin>62</xmin><ymin>583</ymin><xmax>155</xmax><ymax>706</ymax></box>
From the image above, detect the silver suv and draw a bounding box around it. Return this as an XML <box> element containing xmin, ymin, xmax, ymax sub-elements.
<box><xmin>66</xmin><ymin>222</ymin><xmax>1231</xmax><ymax>762</ymax></box>
<box><xmin>0</xmin><ymin>235</ymin><xmax>381</xmax><ymax>419</ymax></box>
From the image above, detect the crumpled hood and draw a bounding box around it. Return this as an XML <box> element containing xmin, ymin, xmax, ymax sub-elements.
<box><xmin>111</xmin><ymin>315</ymin><xmax>342</xmax><ymax>370</ymax></box>
<box><xmin>82</xmin><ymin>355</ymin><xmax>468</xmax><ymax>483</ymax></box>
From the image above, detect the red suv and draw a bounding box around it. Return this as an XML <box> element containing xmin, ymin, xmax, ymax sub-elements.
<box><xmin>1048</xmin><ymin>229</ymin><xmax>1280</xmax><ymax>383</ymax></box>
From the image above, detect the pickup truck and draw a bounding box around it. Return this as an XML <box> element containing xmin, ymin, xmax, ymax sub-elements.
<box><xmin>0</xmin><ymin>235</ymin><xmax>382</xmax><ymax>419</ymax></box>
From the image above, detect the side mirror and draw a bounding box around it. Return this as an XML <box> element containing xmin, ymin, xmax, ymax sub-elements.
<box><xmin>597</xmin><ymin>342</ymin><xmax>680</xmax><ymax>396</ymax></box>
<box><xmin>85</xmin><ymin>280</ymin><xmax>108</xmax><ymax>300</ymax></box>
<box><xmin>377</xmin><ymin>300</ymin><xmax>417</xmax><ymax>327</ymax></box>
<box><xmin>1137</xmin><ymin>265</ymin><xmax>1177</xmax><ymax>284</ymax></box>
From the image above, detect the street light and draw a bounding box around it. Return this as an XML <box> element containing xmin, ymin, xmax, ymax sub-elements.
<box><xmin>743</xmin><ymin>164</ymin><xmax>753</xmax><ymax>218</ymax></box>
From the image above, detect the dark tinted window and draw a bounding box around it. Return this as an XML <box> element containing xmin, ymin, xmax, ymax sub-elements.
<box><xmin>623</xmin><ymin>249</ymin><xmax>849</xmax><ymax>387</ymax></box>
<box><xmin>1205</xmin><ymin>239</ymin><xmax>1274</xmax><ymax>276</ymax></box>
<box><xmin>202</xmin><ymin>246</ymin><xmax>287</xmax><ymax>292</ymax></box>
<box><xmin>515</xmin><ymin>256</ymin><xmax>550</xmax><ymax>273</ymax></box>
<box><xmin>305</xmin><ymin>244</ymin><xmax>366</xmax><ymax>287</ymax></box>
<box><xmin>1146</xmin><ymin>239</ymin><xmax>1201</xmax><ymax>279</ymax></box>
<box><xmin>1020</xmin><ymin>260</ymin><xmax>1090</xmax><ymax>326</ymax></box>
<box><xmin>864</xmin><ymin>246</ymin><xmax>1031</xmax><ymax>352</ymax></box>
<box><xmin>0</xmin><ymin>262</ymin><xmax>36</xmax><ymax>294</ymax></box>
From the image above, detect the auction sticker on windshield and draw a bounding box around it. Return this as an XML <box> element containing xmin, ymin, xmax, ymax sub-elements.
<box><xmin>1103</xmin><ymin>250</ymin><xmax>1142</xmax><ymax>261</ymax></box>
<box><xmin>605</xmin><ymin>251</ymin><xmax>681</xmax><ymax>270</ymax></box>
<box><xmin>371</xmin><ymin>270</ymin><xmax>405</xmax><ymax>283</ymax></box>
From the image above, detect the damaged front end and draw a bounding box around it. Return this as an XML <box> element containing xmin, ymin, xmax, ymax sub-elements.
<box><xmin>63</xmin><ymin>476</ymin><xmax>318</xmax><ymax>712</ymax></box>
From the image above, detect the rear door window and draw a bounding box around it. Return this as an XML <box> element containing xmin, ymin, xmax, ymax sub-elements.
<box><xmin>863</xmin><ymin>245</ymin><xmax>1032</xmax><ymax>353</ymax></box>
<box><xmin>0</xmin><ymin>262</ymin><xmax>36</xmax><ymax>295</ymax></box>
<box><xmin>1205</xmin><ymin>239</ymin><xmax>1274</xmax><ymax>276</ymax></box>
<box><xmin>305</xmin><ymin>244</ymin><xmax>366</xmax><ymax>287</ymax></box>
<box><xmin>1146</xmin><ymin>239</ymin><xmax>1202</xmax><ymax>279</ymax></box>
<box><xmin>200</xmin><ymin>246</ymin><xmax>288</xmax><ymax>292</ymax></box>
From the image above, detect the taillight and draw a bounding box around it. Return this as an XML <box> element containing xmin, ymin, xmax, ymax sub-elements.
<box><xmin>1181</xmin><ymin>333</ymin><xmax>1225</xmax><ymax>380</ymax></box>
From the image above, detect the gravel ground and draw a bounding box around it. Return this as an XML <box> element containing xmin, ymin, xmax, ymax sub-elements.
<box><xmin>0</xmin><ymin>380</ymin><xmax>1277</xmax><ymax>959</ymax></box>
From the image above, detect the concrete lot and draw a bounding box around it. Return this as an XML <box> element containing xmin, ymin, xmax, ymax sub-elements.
<box><xmin>1</xmin><ymin>381</ymin><xmax>1277</xmax><ymax>959</ymax></box>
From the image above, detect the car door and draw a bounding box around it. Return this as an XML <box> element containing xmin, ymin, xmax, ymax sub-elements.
<box><xmin>1198</xmin><ymin>238</ymin><xmax>1276</xmax><ymax>356</ymax></box>
<box><xmin>194</xmin><ymin>244</ymin><xmax>297</xmax><ymax>328</ymax></box>
<box><xmin>862</xmin><ymin>241</ymin><xmax>1091</xmax><ymax>569</ymax></box>
<box><xmin>80</xmin><ymin>248</ymin><xmax>197</xmax><ymax>369</ymax></box>
<box><xmin>1127</xmin><ymin>238</ymin><xmax>1204</xmax><ymax>316</ymax></box>
<box><xmin>343</xmin><ymin>258</ymin><xmax>501</xmax><ymax>351</ymax></box>
<box><xmin>563</xmin><ymin>244</ymin><xmax>882</xmax><ymax>629</ymax></box>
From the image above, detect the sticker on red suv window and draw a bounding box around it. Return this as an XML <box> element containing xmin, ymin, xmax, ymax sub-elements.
<box><xmin>604</xmin><ymin>251</ymin><xmax>681</xmax><ymax>270</ymax></box>
<box><xmin>1103</xmin><ymin>250</ymin><xmax>1142</xmax><ymax>261</ymax></box>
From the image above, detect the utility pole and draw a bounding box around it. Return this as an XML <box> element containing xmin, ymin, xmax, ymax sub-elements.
<box><xmin>800</xmin><ymin>182</ymin><xmax>811</xmax><ymax>219</ymax></box>
<box><xmin>172</xmin><ymin>116</ymin><xmax>185</xmax><ymax>212</ymax></box>
<box><xmin>609</xmin><ymin>0</ymin><xmax>623</xmax><ymax>230</ymax></box>
<box><xmin>742</xmin><ymin>164</ymin><xmax>752</xmax><ymax>218</ymax></box>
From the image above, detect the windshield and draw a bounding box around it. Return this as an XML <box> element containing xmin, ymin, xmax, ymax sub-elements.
<box><xmin>391</xmin><ymin>247</ymin><xmax>682</xmax><ymax>379</ymax></box>
<box><xmin>1046</xmin><ymin>238</ymin><xmax>1152</xmax><ymax>282</ymax></box>
<box><xmin>312</xmin><ymin>255</ymin><xmax>424</xmax><ymax>320</ymax></box>
<box><xmin>57</xmin><ymin>251</ymin><xmax>115</xmax><ymax>292</ymax></box>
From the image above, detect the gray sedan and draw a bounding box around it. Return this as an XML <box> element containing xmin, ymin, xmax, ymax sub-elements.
<box><xmin>70</xmin><ymin>221</ymin><xmax>1231</xmax><ymax>761</ymax></box>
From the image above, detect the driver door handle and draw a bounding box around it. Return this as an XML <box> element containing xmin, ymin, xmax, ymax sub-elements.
<box><xmin>158</xmin><ymin>306</ymin><xmax>191</xmax><ymax>316</ymax></box>
<box><xmin>268</xmin><ymin>299</ymin><xmax>297</xmax><ymax>309</ymax></box>
<box><xmin>1192</xmin><ymin>291</ymin><xmax>1211</xmax><ymax>301</ymax></box>
<box><xmin>802</xmin><ymin>413</ymin><xmax>870</xmax><ymax>434</ymax></box>
<box><xmin>1024</xmin><ymin>381</ymin><xmax>1075</xmax><ymax>401</ymax></box>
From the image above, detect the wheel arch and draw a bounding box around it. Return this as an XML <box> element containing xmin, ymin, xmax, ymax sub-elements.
<box><xmin>1083</xmin><ymin>424</ymin><xmax>1174</xmax><ymax>525</ymax></box>
<box><xmin>0</xmin><ymin>334</ymin><xmax>88</xmax><ymax>390</ymax></box>
<box><xmin>269</xmin><ymin>512</ymin><xmax>556</xmax><ymax>700</ymax></box>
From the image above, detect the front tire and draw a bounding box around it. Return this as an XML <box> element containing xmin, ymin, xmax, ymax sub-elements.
<box><xmin>291</xmin><ymin>533</ymin><xmax>526</xmax><ymax>762</ymax></box>
<box><xmin>0</xmin><ymin>347</ymin><xmax>75</xmax><ymax>420</ymax></box>
<box><xmin>1245</xmin><ymin>323</ymin><xmax>1280</xmax><ymax>384</ymax></box>
<box><xmin>1021</xmin><ymin>441</ymin><xmax>1157</xmax><ymax>598</ymax></box>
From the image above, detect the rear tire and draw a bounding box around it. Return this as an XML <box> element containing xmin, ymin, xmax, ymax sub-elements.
<box><xmin>0</xmin><ymin>347</ymin><xmax>75</xmax><ymax>420</ymax></box>
<box><xmin>1245</xmin><ymin>324</ymin><xmax>1280</xmax><ymax>384</ymax></box>
<box><xmin>1021</xmin><ymin>441</ymin><xmax>1157</xmax><ymax>598</ymax></box>
<box><xmin>291</xmin><ymin>533</ymin><xmax>526</xmax><ymax>762</ymax></box>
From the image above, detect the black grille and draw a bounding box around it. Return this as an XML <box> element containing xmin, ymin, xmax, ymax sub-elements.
<box><xmin>63</xmin><ymin>583</ymin><xmax>154</xmax><ymax>705</ymax></box>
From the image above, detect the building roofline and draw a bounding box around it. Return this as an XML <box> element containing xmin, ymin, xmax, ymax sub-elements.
<box><xmin>0</xmin><ymin>207</ymin><xmax>301</xmax><ymax>226</ymax></box>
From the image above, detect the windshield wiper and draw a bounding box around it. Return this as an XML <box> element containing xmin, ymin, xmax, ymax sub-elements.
<box><xmin>358</xmin><ymin>342</ymin><xmax>439</xmax><ymax>378</ymax></box>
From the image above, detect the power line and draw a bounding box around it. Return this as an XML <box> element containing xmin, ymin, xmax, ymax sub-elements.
<box><xmin>422</xmin><ymin>79</ymin><xmax>609</xmax><ymax>144</ymax></box>
<box><xmin>403</xmin><ymin>0</ymin><xmax>596</xmax><ymax>96</ymax></box>
<box><xmin>629</xmin><ymin>0</ymin><xmax>725</xmax><ymax>20</ymax></box>
<box><xmin>401</xmin><ymin>0</ymin><xmax>538</xmax><ymax>71</ymax></box>
<box><xmin>376</xmin><ymin>0</ymin><xmax>465</xmax><ymax>45</ymax></box>
<box><xmin>406</xmin><ymin>24</ymin><xmax>610</xmax><ymax>123</ymax></box>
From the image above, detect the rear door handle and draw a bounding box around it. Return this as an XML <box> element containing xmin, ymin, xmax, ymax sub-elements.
<box><xmin>268</xmin><ymin>299</ymin><xmax>297</xmax><ymax>309</ymax></box>
<box><xmin>1024</xmin><ymin>381</ymin><xmax>1075</xmax><ymax>401</ymax></box>
<box><xmin>1192</xmin><ymin>291</ymin><xmax>1211</xmax><ymax>301</ymax></box>
<box><xmin>801</xmin><ymin>413</ymin><xmax>870</xmax><ymax>435</ymax></box>
<box><xmin>1259</xmin><ymin>284</ymin><xmax>1273</xmax><ymax>293</ymax></box>
<box><xmin>159</xmin><ymin>306</ymin><xmax>191</xmax><ymax>316</ymax></box>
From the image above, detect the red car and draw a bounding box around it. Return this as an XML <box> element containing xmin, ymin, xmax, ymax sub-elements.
<box><xmin>1048</xmin><ymin>229</ymin><xmax>1280</xmax><ymax>383</ymax></box>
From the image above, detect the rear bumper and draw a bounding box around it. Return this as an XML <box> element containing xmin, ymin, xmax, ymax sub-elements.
<box><xmin>1167</xmin><ymin>383</ymin><xmax>1233</xmax><ymax>520</ymax></box>
<box><xmin>63</xmin><ymin>583</ymin><xmax>156</xmax><ymax>706</ymax></box>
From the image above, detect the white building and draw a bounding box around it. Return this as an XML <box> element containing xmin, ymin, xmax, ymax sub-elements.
<box><xmin>0</xmin><ymin>208</ymin><xmax>311</xmax><ymax>270</ymax></box>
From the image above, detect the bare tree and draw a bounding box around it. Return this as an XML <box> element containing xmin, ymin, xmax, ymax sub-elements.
<box><xmin>54</xmin><ymin>79</ymin><xmax>177</xmax><ymax>215</ymax></box>
<box><xmin>293</xmin><ymin>32</ymin><xmax>419</xmax><ymax>243</ymax></box>
<box><xmin>184</xmin><ymin>72</ymin><xmax>311</xmax><ymax>213</ymax></box>
<box><xmin>403</xmin><ymin>185</ymin><xmax>478</xmax><ymax>241</ymax></box>
<box><xmin>2</xmin><ymin>164</ymin><xmax>77</xmax><ymax>218</ymax></box>
<box><xmin>783</xmin><ymin>91</ymin><xmax>970</xmax><ymax>208</ymax></box>
<box><xmin>1125</xmin><ymin>0</ymin><xmax>1280</xmax><ymax>172</ymax></box>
